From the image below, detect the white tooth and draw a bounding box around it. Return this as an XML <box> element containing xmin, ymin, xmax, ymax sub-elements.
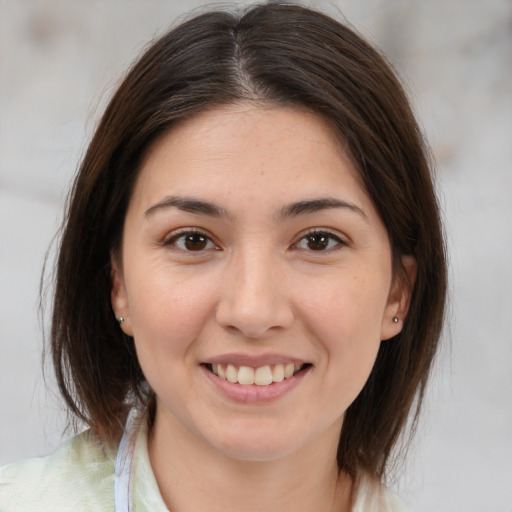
<box><xmin>211</xmin><ymin>364</ymin><xmax>219</xmax><ymax>375</ymax></box>
<box><xmin>294</xmin><ymin>363</ymin><xmax>302</xmax><ymax>373</ymax></box>
<box><xmin>217</xmin><ymin>364</ymin><xmax>226</xmax><ymax>380</ymax></box>
<box><xmin>254</xmin><ymin>366</ymin><xmax>273</xmax><ymax>386</ymax></box>
<box><xmin>284</xmin><ymin>363</ymin><xmax>294</xmax><ymax>378</ymax></box>
<box><xmin>226</xmin><ymin>364</ymin><xmax>238</xmax><ymax>383</ymax></box>
<box><xmin>272</xmin><ymin>364</ymin><xmax>285</xmax><ymax>382</ymax></box>
<box><xmin>238</xmin><ymin>366</ymin><xmax>255</xmax><ymax>385</ymax></box>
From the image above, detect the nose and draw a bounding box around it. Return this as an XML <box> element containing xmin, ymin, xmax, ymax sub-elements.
<box><xmin>215</xmin><ymin>247</ymin><xmax>294</xmax><ymax>339</ymax></box>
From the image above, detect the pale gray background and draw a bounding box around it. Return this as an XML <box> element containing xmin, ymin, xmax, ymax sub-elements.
<box><xmin>1</xmin><ymin>1</ymin><xmax>511</xmax><ymax>510</ymax></box>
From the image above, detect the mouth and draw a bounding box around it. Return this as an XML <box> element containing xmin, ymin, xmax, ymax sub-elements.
<box><xmin>202</xmin><ymin>362</ymin><xmax>312</xmax><ymax>386</ymax></box>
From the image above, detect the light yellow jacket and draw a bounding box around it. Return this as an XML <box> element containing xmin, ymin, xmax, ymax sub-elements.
<box><xmin>0</xmin><ymin>418</ymin><xmax>411</xmax><ymax>511</ymax></box>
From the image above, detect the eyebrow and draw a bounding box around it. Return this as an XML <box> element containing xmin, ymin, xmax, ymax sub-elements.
<box><xmin>280</xmin><ymin>198</ymin><xmax>367</xmax><ymax>221</ymax></box>
<box><xmin>145</xmin><ymin>195</ymin><xmax>366</xmax><ymax>221</ymax></box>
<box><xmin>145</xmin><ymin>196</ymin><xmax>229</xmax><ymax>218</ymax></box>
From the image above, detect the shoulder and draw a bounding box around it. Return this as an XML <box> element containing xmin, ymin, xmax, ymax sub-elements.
<box><xmin>0</xmin><ymin>429</ymin><xmax>117</xmax><ymax>512</ymax></box>
<box><xmin>382</xmin><ymin>488</ymin><xmax>413</xmax><ymax>512</ymax></box>
<box><xmin>352</xmin><ymin>472</ymin><xmax>412</xmax><ymax>512</ymax></box>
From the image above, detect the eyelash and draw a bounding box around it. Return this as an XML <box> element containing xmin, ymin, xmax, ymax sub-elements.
<box><xmin>163</xmin><ymin>229</ymin><xmax>219</xmax><ymax>252</ymax></box>
<box><xmin>163</xmin><ymin>229</ymin><xmax>346</xmax><ymax>253</ymax></box>
<box><xmin>292</xmin><ymin>230</ymin><xmax>346</xmax><ymax>252</ymax></box>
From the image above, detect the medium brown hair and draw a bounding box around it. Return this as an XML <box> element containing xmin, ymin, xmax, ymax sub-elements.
<box><xmin>50</xmin><ymin>1</ymin><xmax>447</xmax><ymax>479</ymax></box>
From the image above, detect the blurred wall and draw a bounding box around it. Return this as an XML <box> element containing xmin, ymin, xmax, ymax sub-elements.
<box><xmin>1</xmin><ymin>1</ymin><xmax>511</xmax><ymax>510</ymax></box>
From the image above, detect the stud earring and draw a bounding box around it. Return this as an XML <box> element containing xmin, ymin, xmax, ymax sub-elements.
<box><xmin>392</xmin><ymin>316</ymin><xmax>399</xmax><ymax>323</ymax></box>
<box><xmin>117</xmin><ymin>316</ymin><xmax>125</xmax><ymax>325</ymax></box>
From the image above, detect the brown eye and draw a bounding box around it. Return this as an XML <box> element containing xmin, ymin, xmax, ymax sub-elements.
<box><xmin>295</xmin><ymin>231</ymin><xmax>344</xmax><ymax>252</ymax></box>
<box><xmin>167</xmin><ymin>231</ymin><xmax>217</xmax><ymax>252</ymax></box>
<box><xmin>306</xmin><ymin>233</ymin><xmax>330</xmax><ymax>251</ymax></box>
<box><xmin>184</xmin><ymin>233</ymin><xmax>208</xmax><ymax>251</ymax></box>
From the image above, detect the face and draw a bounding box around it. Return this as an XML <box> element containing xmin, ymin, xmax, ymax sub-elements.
<box><xmin>112</xmin><ymin>104</ymin><xmax>411</xmax><ymax>462</ymax></box>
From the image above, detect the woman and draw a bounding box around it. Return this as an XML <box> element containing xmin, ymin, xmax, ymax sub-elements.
<box><xmin>0</xmin><ymin>3</ymin><xmax>446</xmax><ymax>511</ymax></box>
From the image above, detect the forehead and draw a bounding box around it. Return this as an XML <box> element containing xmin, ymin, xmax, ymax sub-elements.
<box><xmin>129</xmin><ymin>103</ymin><xmax>371</xmax><ymax>216</ymax></box>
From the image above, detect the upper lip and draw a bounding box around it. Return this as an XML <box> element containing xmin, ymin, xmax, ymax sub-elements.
<box><xmin>203</xmin><ymin>353</ymin><xmax>309</xmax><ymax>367</ymax></box>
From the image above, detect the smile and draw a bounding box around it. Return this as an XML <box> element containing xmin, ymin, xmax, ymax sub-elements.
<box><xmin>204</xmin><ymin>363</ymin><xmax>310</xmax><ymax>386</ymax></box>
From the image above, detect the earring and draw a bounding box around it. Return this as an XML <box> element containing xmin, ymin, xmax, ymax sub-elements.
<box><xmin>117</xmin><ymin>316</ymin><xmax>125</xmax><ymax>325</ymax></box>
<box><xmin>392</xmin><ymin>316</ymin><xmax>399</xmax><ymax>323</ymax></box>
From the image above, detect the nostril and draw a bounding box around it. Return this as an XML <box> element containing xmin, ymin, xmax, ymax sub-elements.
<box><xmin>216</xmin><ymin>306</ymin><xmax>294</xmax><ymax>340</ymax></box>
<box><xmin>214</xmin><ymin>274</ymin><xmax>294</xmax><ymax>338</ymax></box>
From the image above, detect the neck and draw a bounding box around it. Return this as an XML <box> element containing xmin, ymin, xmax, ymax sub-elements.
<box><xmin>147</xmin><ymin>410</ymin><xmax>353</xmax><ymax>512</ymax></box>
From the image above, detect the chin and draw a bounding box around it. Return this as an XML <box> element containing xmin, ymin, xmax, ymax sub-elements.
<box><xmin>205</xmin><ymin>421</ymin><xmax>312</xmax><ymax>463</ymax></box>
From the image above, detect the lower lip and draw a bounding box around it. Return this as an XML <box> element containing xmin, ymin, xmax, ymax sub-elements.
<box><xmin>200</xmin><ymin>365</ymin><xmax>310</xmax><ymax>404</ymax></box>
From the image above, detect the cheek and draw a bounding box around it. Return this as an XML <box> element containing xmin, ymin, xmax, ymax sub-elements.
<box><xmin>300</xmin><ymin>271</ymin><xmax>389</xmax><ymax>377</ymax></box>
<box><xmin>126</xmin><ymin>269</ymin><xmax>217</xmax><ymax>366</ymax></box>
<box><xmin>301</xmin><ymin>269</ymin><xmax>390</xmax><ymax>335</ymax></box>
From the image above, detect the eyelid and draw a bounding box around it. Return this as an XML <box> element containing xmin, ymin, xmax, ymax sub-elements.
<box><xmin>163</xmin><ymin>227</ymin><xmax>221</xmax><ymax>251</ymax></box>
<box><xmin>291</xmin><ymin>228</ymin><xmax>348</xmax><ymax>251</ymax></box>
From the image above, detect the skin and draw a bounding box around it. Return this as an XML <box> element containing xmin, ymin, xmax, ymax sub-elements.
<box><xmin>111</xmin><ymin>104</ymin><xmax>414</xmax><ymax>512</ymax></box>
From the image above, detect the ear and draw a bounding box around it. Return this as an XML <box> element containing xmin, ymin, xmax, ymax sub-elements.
<box><xmin>380</xmin><ymin>255</ymin><xmax>417</xmax><ymax>341</ymax></box>
<box><xmin>111</xmin><ymin>255</ymin><xmax>134</xmax><ymax>336</ymax></box>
